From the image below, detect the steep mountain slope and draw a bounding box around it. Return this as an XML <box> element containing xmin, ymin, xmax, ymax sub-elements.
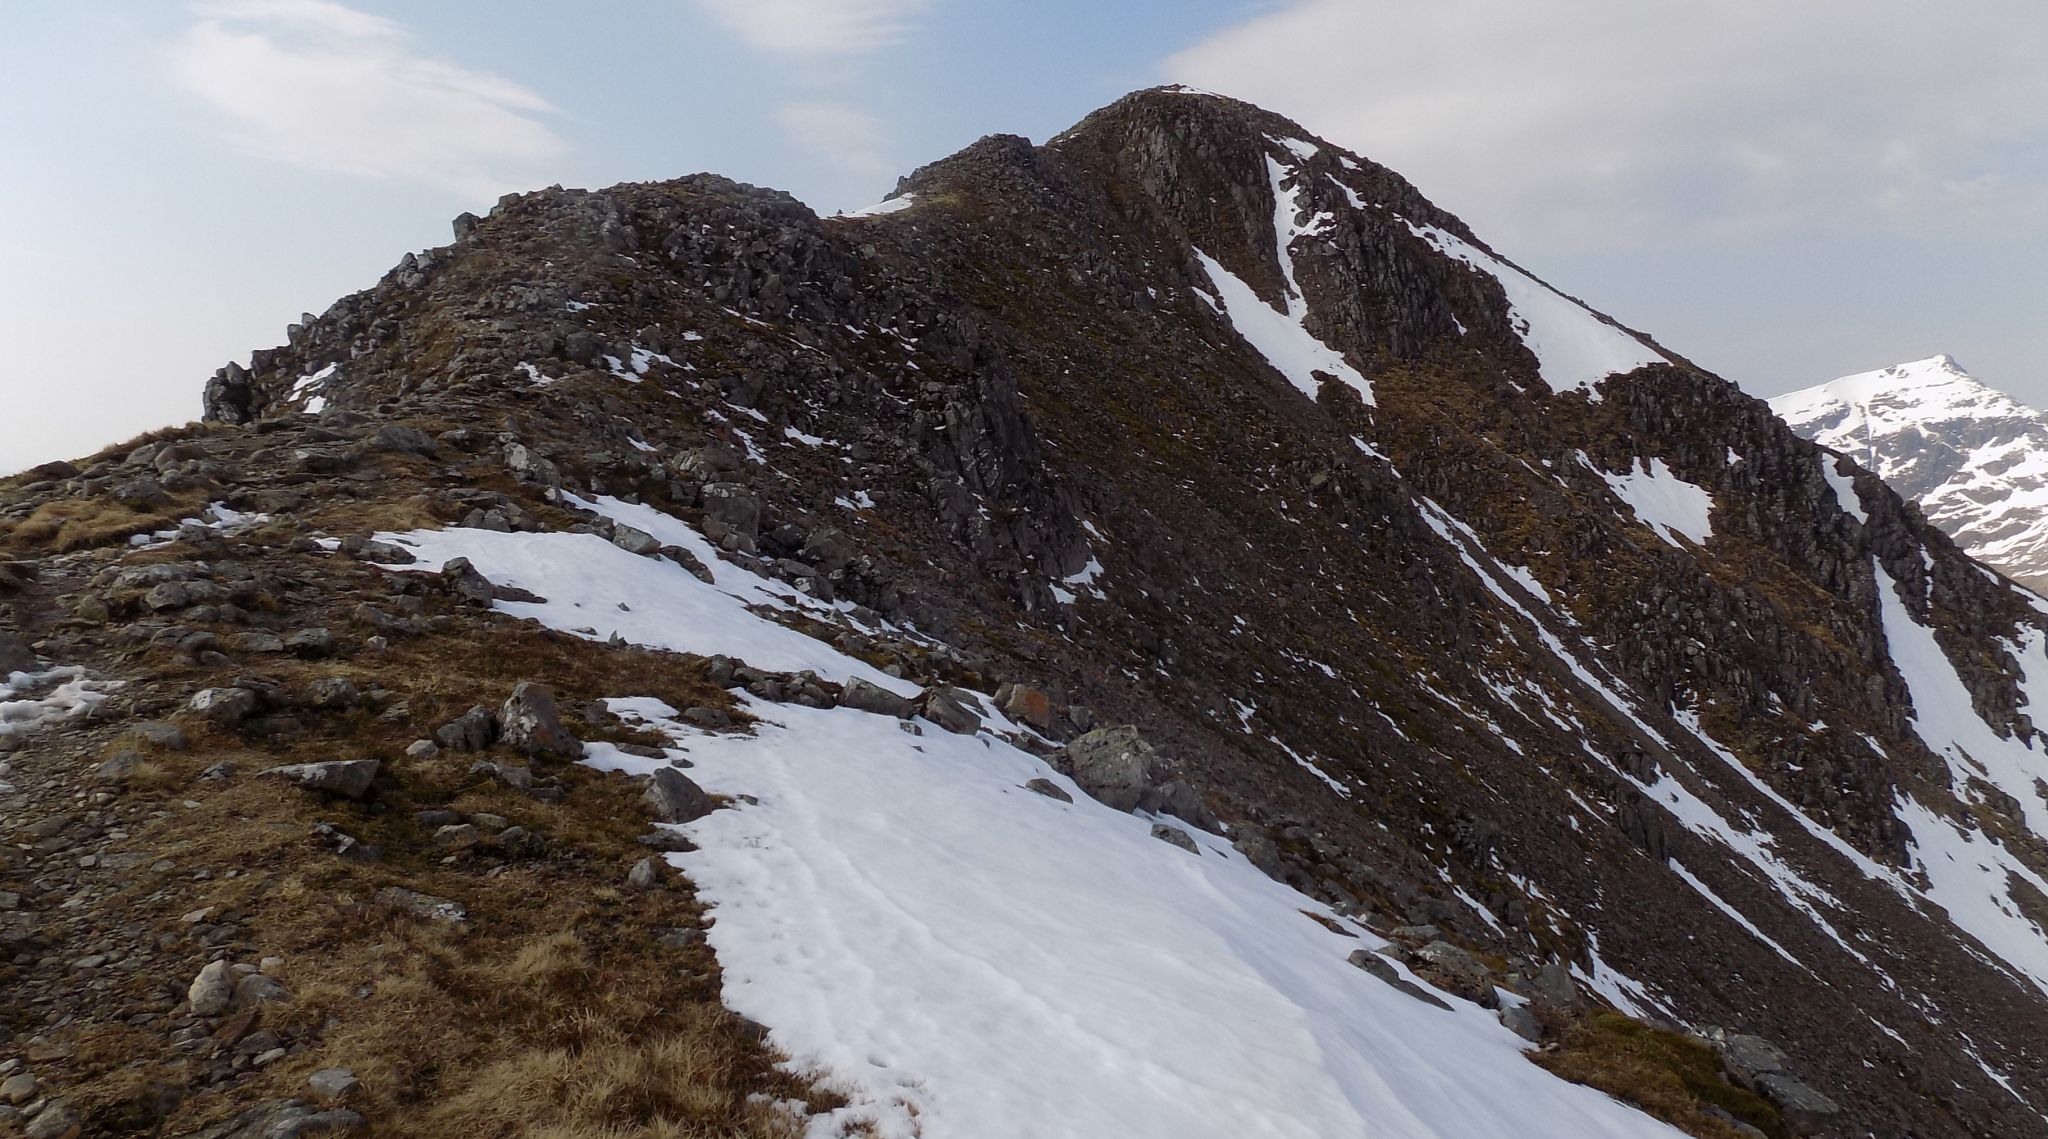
<box><xmin>1772</xmin><ymin>355</ymin><xmax>2048</xmax><ymax>590</ymax></box>
<box><xmin>7</xmin><ymin>88</ymin><xmax>2048</xmax><ymax>1137</ymax></box>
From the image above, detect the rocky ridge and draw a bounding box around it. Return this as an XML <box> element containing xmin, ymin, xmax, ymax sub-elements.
<box><xmin>1</xmin><ymin>88</ymin><xmax>2047</xmax><ymax>1136</ymax></box>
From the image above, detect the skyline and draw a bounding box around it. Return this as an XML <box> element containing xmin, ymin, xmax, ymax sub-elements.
<box><xmin>4</xmin><ymin>1</ymin><xmax>2044</xmax><ymax>472</ymax></box>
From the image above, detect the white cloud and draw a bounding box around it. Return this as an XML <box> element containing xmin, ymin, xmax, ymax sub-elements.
<box><xmin>774</xmin><ymin>100</ymin><xmax>893</xmax><ymax>186</ymax></box>
<box><xmin>1168</xmin><ymin>0</ymin><xmax>2048</xmax><ymax>251</ymax></box>
<box><xmin>171</xmin><ymin>0</ymin><xmax>566</xmax><ymax>200</ymax></box>
<box><xmin>693</xmin><ymin>0</ymin><xmax>930</xmax><ymax>57</ymax></box>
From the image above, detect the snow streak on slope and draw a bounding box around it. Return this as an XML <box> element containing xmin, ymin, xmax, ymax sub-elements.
<box><xmin>603</xmin><ymin>697</ymin><xmax>1687</xmax><ymax>1139</ymax></box>
<box><xmin>1871</xmin><ymin>557</ymin><xmax>2048</xmax><ymax>992</ymax></box>
<box><xmin>1193</xmin><ymin>148</ymin><xmax>1374</xmax><ymax>407</ymax></box>
<box><xmin>1595</xmin><ymin>457</ymin><xmax>1715</xmax><ymax>547</ymax></box>
<box><xmin>372</xmin><ymin>497</ymin><xmax>918</xmax><ymax>696</ymax></box>
<box><xmin>1398</xmin><ymin>222</ymin><xmax>1665</xmax><ymax>396</ymax></box>
<box><xmin>1773</xmin><ymin>356</ymin><xmax>2048</xmax><ymax>581</ymax></box>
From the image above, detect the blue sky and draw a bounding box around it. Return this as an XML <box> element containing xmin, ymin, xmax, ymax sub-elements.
<box><xmin>4</xmin><ymin>1</ymin><xmax>2046</xmax><ymax>471</ymax></box>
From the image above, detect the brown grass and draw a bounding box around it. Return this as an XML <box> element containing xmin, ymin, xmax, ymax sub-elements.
<box><xmin>6</xmin><ymin>493</ymin><xmax>208</xmax><ymax>553</ymax></box>
<box><xmin>40</xmin><ymin>586</ymin><xmax>814</xmax><ymax>1137</ymax></box>
<box><xmin>1531</xmin><ymin>1012</ymin><xmax>1784</xmax><ymax>1139</ymax></box>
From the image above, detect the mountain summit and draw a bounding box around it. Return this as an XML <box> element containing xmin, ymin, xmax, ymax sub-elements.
<box><xmin>1772</xmin><ymin>355</ymin><xmax>2048</xmax><ymax>589</ymax></box>
<box><xmin>6</xmin><ymin>88</ymin><xmax>2048</xmax><ymax>1138</ymax></box>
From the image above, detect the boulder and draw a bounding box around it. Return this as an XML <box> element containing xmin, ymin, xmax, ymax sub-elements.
<box><xmin>234</xmin><ymin>973</ymin><xmax>291</xmax><ymax>1008</ymax></box>
<box><xmin>435</xmin><ymin>706</ymin><xmax>497</xmax><ymax>752</ymax></box>
<box><xmin>611</xmin><ymin>524</ymin><xmax>661</xmax><ymax>556</ymax></box>
<box><xmin>922</xmin><ymin>687</ymin><xmax>984</xmax><ymax>734</ymax></box>
<box><xmin>840</xmin><ymin>677</ymin><xmax>918</xmax><ymax>719</ymax></box>
<box><xmin>1409</xmin><ymin>940</ymin><xmax>1496</xmax><ymax>1005</ymax></box>
<box><xmin>1710</xmin><ymin>1031</ymin><xmax>1789</xmax><ymax>1086</ymax></box>
<box><xmin>1345</xmin><ymin>948</ymin><xmax>1452</xmax><ymax>1010</ymax></box>
<box><xmin>642</xmin><ymin>766</ymin><xmax>714</xmax><ymax>823</ymax></box>
<box><xmin>1526</xmin><ymin>960</ymin><xmax>1579</xmax><ymax>1009</ymax></box>
<box><xmin>498</xmin><ymin>681</ymin><xmax>579</xmax><ymax>758</ymax></box>
<box><xmin>1753</xmin><ymin>1073</ymin><xmax>1841</xmax><ymax>1120</ymax></box>
<box><xmin>1053</xmin><ymin>726</ymin><xmax>1155</xmax><ymax>812</ymax></box>
<box><xmin>262</xmin><ymin>759</ymin><xmax>380</xmax><ymax>800</ymax></box>
<box><xmin>998</xmin><ymin>684</ymin><xmax>1056</xmax><ymax>733</ymax></box>
<box><xmin>1232</xmin><ymin>833</ymin><xmax>1285</xmax><ymax>880</ymax></box>
<box><xmin>305</xmin><ymin>677</ymin><xmax>361</xmax><ymax>710</ymax></box>
<box><xmin>190</xmin><ymin>686</ymin><xmax>260</xmax><ymax>725</ymax></box>
<box><xmin>189</xmin><ymin>960</ymin><xmax>235</xmax><ymax>1016</ymax></box>
<box><xmin>440</xmin><ymin>558</ymin><xmax>496</xmax><ymax>607</ymax></box>
<box><xmin>284</xmin><ymin>628</ymin><xmax>335</xmax><ymax>658</ymax></box>
<box><xmin>1498</xmin><ymin>1004</ymin><xmax>1543</xmax><ymax>1042</ymax></box>
<box><xmin>23</xmin><ymin>1100</ymin><xmax>80</xmax><ymax>1139</ymax></box>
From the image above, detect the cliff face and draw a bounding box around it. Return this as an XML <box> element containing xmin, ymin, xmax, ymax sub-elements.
<box><xmin>7</xmin><ymin>88</ymin><xmax>2048</xmax><ymax>1137</ymax></box>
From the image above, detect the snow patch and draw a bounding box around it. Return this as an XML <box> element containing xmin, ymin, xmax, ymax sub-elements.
<box><xmin>621</xmin><ymin>696</ymin><xmax>1689</xmax><ymax>1139</ymax></box>
<box><xmin>1597</xmin><ymin>457</ymin><xmax>1714</xmax><ymax>547</ymax></box>
<box><xmin>1399</xmin><ymin>222</ymin><xmax>1665</xmax><ymax>395</ymax></box>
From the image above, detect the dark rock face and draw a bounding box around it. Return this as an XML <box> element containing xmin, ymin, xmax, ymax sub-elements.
<box><xmin>0</xmin><ymin>85</ymin><xmax>2030</xmax><ymax>1136</ymax></box>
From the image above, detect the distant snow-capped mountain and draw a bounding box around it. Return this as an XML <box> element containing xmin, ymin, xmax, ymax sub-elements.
<box><xmin>1772</xmin><ymin>355</ymin><xmax>2048</xmax><ymax>588</ymax></box>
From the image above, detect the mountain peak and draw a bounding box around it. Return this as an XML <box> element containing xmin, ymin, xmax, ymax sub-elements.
<box><xmin>1774</xmin><ymin>356</ymin><xmax>2048</xmax><ymax>584</ymax></box>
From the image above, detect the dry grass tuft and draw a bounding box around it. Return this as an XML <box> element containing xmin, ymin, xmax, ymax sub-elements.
<box><xmin>7</xmin><ymin>494</ymin><xmax>207</xmax><ymax>553</ymax></box>
<box><xmin>1531</xmin><ymin>1012</ymin><xmax>1783</xmax><ymax>1139</ymax></box>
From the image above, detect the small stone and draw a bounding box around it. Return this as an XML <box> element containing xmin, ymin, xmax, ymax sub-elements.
<box><xmin>470</xmin><ymin>760</ymin><xmax>534</xmax><ymax>791</ymax></box>
<box><xmin>131</xmin><ymin>721</ymin><xmax>188</xmax><ymax>750</ymax></box>
<box><xmin>434</xmin><ymin>824</ymin><xmax>482</xmax><ymax>848</ymax></box>
<box><xmin>405</xmin><ymin>739</ymin><xmax>439</xmax><ymax>760</ymax></box>
<box><xmin>627</xmin><ymin>857</ymin><xmax>662</xmax><ymax>890</ymax></box>
<box><xmin>252</xmin><ymin>1047</ymin><xmax>287</xmax><ymax>1067</ymax></box>
<box><xmin>374</xmin><ymin>886</ymin><xmax>466</xmax><ymax>922</ymax></box>
<box><xmin>1</xmin><ymin>1072</ymin><xmax>36</xmax><ymax>1105</ymax></box>
<box><xmin>23</xmin><ymin>1099</ymin><xmax>80</xmax><ymax>1139</ymax></box>
<box><xmin>93</xmin><ymin>752</ymin><xmax>146</xmax><ymax>783</ymax></box>
<box><xmin>308</xmin><ymin>1068</ymin><xmax>359</xmax><ymax>1100</ymax></box>
<box><xmin>1150</xmin><ymin>822</ymin><xmax>1199</xmax><ymax>854</ymax></box>
<box><xmin>1023</xmin><ymin>778</ymin><xmax>1072</xmax><ymax>802</ymax></box>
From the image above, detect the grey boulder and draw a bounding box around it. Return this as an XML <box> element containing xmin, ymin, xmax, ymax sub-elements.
<box><xmin>262</xmin><ymin>759</ymin><xmax>380</xmax><ymax>800</ymax></box>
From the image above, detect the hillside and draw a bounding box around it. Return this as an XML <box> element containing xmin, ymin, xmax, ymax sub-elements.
<box><xmin>1773</xmin><ymin>354</ymin><xmax>2048</xmax><ymax>591</ymax></box>
<box><xmin>5</xmin><ymin>88</ymin><xmax>2048</xmax><ymax>1138</ymax></box>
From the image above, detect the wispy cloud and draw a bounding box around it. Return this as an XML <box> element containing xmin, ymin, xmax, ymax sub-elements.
<box><xmin>170</xmin><ymin>0</ymin><xmax>566</xmax><ymax>200</ymax></box>
<box><xmin>692</xmin><ymin>0</ymin><xmax>930</xmax><ymax>57</ymax></box>
<box><xmin>773</xmin><ymin>101</ymin><xmax>893</xmax><ymax>187</ymax></box>
<box><xmin>1169</xmin><ymin>0</ymin><xmax>2048</xmax><ymax>251</ymax></box>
